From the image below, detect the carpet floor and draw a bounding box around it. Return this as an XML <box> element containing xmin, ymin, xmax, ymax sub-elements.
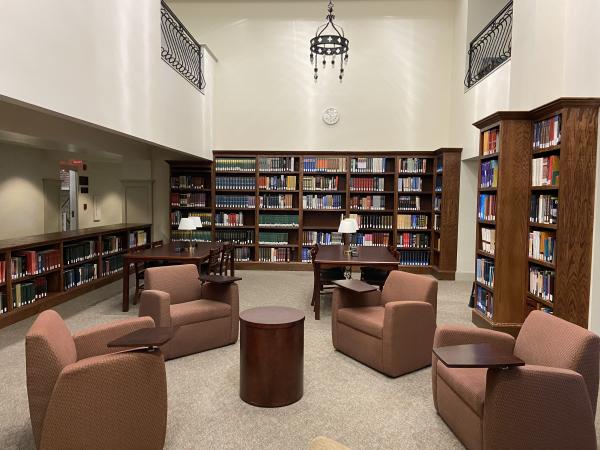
<box><xmin>0</xmin><ymin>271</ymin><xmax>597</xmax><ymax>449</ymax></box>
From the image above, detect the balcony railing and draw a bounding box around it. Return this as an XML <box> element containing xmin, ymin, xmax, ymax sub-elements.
<box><xmin>464</xmin><ymin>1</ymin><xmax>513</xmax><ymax>89</ymax></box>
<box><xmin>161</xmin><ymin>0</ymin><xmax>206</xmax><ymax>92</ymax></box>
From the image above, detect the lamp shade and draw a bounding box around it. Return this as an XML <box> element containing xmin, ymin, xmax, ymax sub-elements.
<box><xmin>190</xmin><ymin>216</ymin><xmax>203</xmax><ymax>229</ymax></box>
<box><xmin>178</xmin><ymin>217</ymin><xmax>196</xmax><ymax>231</ymax></box>
<box><xmin>338</xmin><ymin>218</ymin><xmax>359</xmax><ymax>234</ymax></box>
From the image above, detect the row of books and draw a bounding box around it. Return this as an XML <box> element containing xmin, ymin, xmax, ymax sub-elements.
<box><xmin>258</xmin><ymin>157</ymin><xmax>297</xmax><ymax>172</ymax></box>
<box><xmin>480</xmin><ymin>227</ymin><xmax>495</xmax><ymax>255</ymax></box>
<box><xmin>529</xmin><ymin>267</ymin><xmax>554</xmax><ymax>301</ymax></box>
<box><xmin>434</xmin><ymin>196</ymin><xmax>441</xmax><ymax>212</ymax></box>
<box><xmin>0</xmin><ymin>260</ymin><xmax>4</xmax><ymax>284</ymax></box>
<box><xmin>258</xmin><ymin>175</ymin><xmax>297</xmax><ymax>191</ymax></box>
<box><xmin>398</xmin><ymin>250</ymin><xmax>430</xmax><ymax>266</ymax></box>
<box><xmin>11</xmin><ymin>250</ymin><xmax>61</xmax><ymax>278</ymax></box>
<box><xmin>259</xmin><ymin>247</ymin><xmax>293</xmax><ymax>262</ymax></box>
<box><xmin>482</xmin><ymin>127</ymin><xmax>499</xmax><ymax>155</ymax></box>
<box><xmin>215</xmin><ymin>212</ymin><xmax>245</xmax><ymax>227</ymax></box>
<box><xmin>303</xmin><ymin>175</ymin><xmax>340</xmax><ymax>191</ymax></box>
<box><xmin>397</xmin><ymin>214</ymin><xmax>428</xmax><ymax>229</ymax></box>
<box><xmin>171</xmin><ymin>230</ymin><xmax>212</xmax><ymax>242</ymax></box>
<box><xmin>478</xmin><ymin>194</ymin><xmax>496</xmax><ymax>221</ymax></box>
<box><xmin>349</xmin><ymin>195</ymin><xmax>386</xmax><ymax>210</ymax></box>
<box><xmin>258</xmin><ymin>214</ymin><xmax>299</xmax><ymax>228</ymax></box>
<box><xmin>0</xmin><ymin>291</ymin><xmax>6</xmax><ymax>313</ymax></box>
<box><xmin>480</xmin><ymin>160</ymin><xmax>498</xmax><ymax>188</ymax></box>
<box><xmin>350</xmin><ymin>157</ymin><xmax>388</xmax><ymax>173</ymax></box>
<box><xmin>304</xmin><ymin>157</ymin><xmax>347</xmax><ymax>173</ymax></box>
<box><xmin>102</xmin><ymin>236</ymin><xmax>123</xmax><ymax>255</ymax></box>
<box><xmin>399</xmin><ymin>158</ymin><xmax>428</xmax><ymax>173</ymax></box>
<box><xmin>170</xmin><ymin>175</ymin><xmax>207</xmax><ymax>189</ymax></box>
<box><xmin>64</xmin><ymin>241</ymin><xmax>96</xmax><ymax>265</ymax></box>
<box><xmin>215</xmin><ymin>230</ymin><xmax>254</xmax><ymax>244</ymax></box>
<box><xmin>398</xmin><ymin>177</ymin><xmax>423</xmax><ymax>192</ymax></box>
<box><xmin>301</xmin><ymin>247</ymin><xmax>314</xmax><ymax>263</ymax></box>
<box><xmin>170</xmin><ymin>192</ymin><xmax>207</xmax><ymax>207</ymax></box>
<box><xmin>350</xmin><ymin>233</ymin><xmax>390</xmax><ymax>247</ymax></box>
<box><xmin>398</xmin><ymin>232</ymin><xmax>430</xmax><ymax>248</ymax></box>
<box><xmin>215</xmin><ymin>158</ymin><xmax>255</xmax><ymax>172</ymax></box>
<box><xmin>398</xmin><ymin>196</ymin><xmax>422</xmax><ymax>211</ymax></box>
<box><xmin>533</xmin><ymin>115</ymin><xmax>561</xmax><ymax>150</ymax></box>
<box><xmin>434</xmin><ymin>214</ymin><xmax>441</xmax><ymax>231</ymax></box>
<box><xmin>103</xmin><ymin>255</ymin><xmax>123</xmax><ymax>276</ymax></box>
<box><xmin>303</xmin><ymin>194</ymin><xmax>343</xmax><ymax>210</ymax></box>
<box><xmin>529</xmin><ymin>231</ymin><xmax>556</xmax><ymax>263</ymax></box>
<box><xmin>216</xmin><ymin>176</ymin><xmax>255</xmax><ymax>190</ymax></box>
<box><xmin>353</xmin><ymin>214</ymin><xmax>393</xmax><ymax>229</ymax></box>
<box><xmin>258</xmin><ymin>232</ymin><xmax>289</xmax><ymax>244</ymax></box>
<box><xmin>435</xmin><ymin>177</ymin><xmax>442</xmax><ymax>192</ymax></box>
<box><xmin>171</xmin><ymin>212</ymin><xmax>212</xmax><ymax>227</ymax></box>
<box><xmin>349</xmin><ymin>177</ymin><xmax>385</xmax><ymax>192</ymax></box>
<box><xmin>302</xmin><ymin>231</ymin><xmax>342</xmax><ymax>246</ymax></box>
<box><xmin>12</xmin><ymin>278</ymin><xmax>48</xmax><ymax>308</ymax></box>
<box><xmin>437</xmin><ymin>159</ymin><xmax>443</xmax><ymax>173</ymax></box>
<box><xmin>260</xmin><ymin>194</ymin><xmax>294</xmax><ymax>209</ymax></box>
<box><xmin>215</xmin><ymin>195</ymin><xmax>256</xmax><ymax>208</ymax></box>
<box><xmin>476</xmin><ymin>257</ymin><xmax>495</xmax><ymax>288</ymax></box>
<box><xmin>530</xmin><ymin>194</ymin><xmax>558</xmax><ymax>224</ymax></box>
<box><xmin>234</xmin><ymin>247</ymin><xmax>252</xmax><ymax>262</ymax></box>
<box><xmin>64</xmin><ymin>264</ymin><xmax>97</xmax><ymax>290</ymax></box>
<box><xmin>532</xmin><ymin>155</ymin><xmax>560</xmax><ymax>187</ymax></box>
<box><xmin>475</xmin><ymin>286</ymin><xmax>493</xmax><ymax>319</ymax></box>
<box><xmin>129</xmin><ymin>230</ymin><xmax>147</xmax><ymax>248</ymax></box>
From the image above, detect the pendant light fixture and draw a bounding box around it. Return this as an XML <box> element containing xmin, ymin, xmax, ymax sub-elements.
<box><xmin>310</xmin><ymin>1</ymin><xmax>349</xmax><ymax>81</ymax></box>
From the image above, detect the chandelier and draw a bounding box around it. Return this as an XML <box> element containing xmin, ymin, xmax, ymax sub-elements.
<box><xmin>310</xmin><ymin>1</ymin><xmax>349</xmax><ymax>81</ymax></box>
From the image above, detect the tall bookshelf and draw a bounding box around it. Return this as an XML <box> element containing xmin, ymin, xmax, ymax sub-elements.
<box><xmin>0</xmin><ymin>223</ymin><xmax>151</xmax><ymax>329</ymax></box>
<box><xmin>170</xmin><ymin>150</ymin><xmax>462</xmax><ymax>279</ymax></box>
<box><xmin>472</xmin><ymin>98</ymin><xmax>600</xmax><ymax>333</ymax></box>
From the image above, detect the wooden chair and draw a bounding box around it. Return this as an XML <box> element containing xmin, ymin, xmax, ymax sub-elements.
<box><xmin>133</xmin><ymin>240</ymin><xmax>163</xmax><ymax>304</ymax></box>
<box><xmin>200</xmin><ymin>243</ymin><xmax>224</xmax><ymax>275</ymax></box>
<box><xmin>220</xmin><ymin>242</ymin><xmax>235</xmax><ymax>276</ymax></box>
<box><xmin>310</xmin><ymin>244</ymin><xmax>346</xmax><ymax>307</ymax></box>
<box><xmin>360</xmin><ymin>246</ymin><xmax>399</xmax><ymax>290</ymax></box>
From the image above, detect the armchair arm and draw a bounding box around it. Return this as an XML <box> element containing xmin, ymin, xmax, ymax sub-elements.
<box><xmin>382</xmin><ymin>301</ymin><xmax>436</xmax><ymax>376</ymax></box>
<box><xmin>432</xmin><ymin>325</ymin><xmax>515</xmax><ymax>410</ymax></box>
<box><xmin>73</xmin><ymin>316</ymin><xmax>155</xmax><ymax>360</ymax></box>
<box><xmin>201</xmin><ymin>282</ymin><xmax>239</xmax><ymax>343</ymax></box>
<box><xmin>332</xmin><ymin>288</ymin><xmax>382</xmax><ymax>348</ymax></box>
<box><xmin>484</xmin><ymin>365</ymin><xmax>596</xmax><ymax>450</ymax></box>
<box><xmin>139</xmin><ymin>289</ymin><xmax>171</xmax><ymax>328</ymax></box>
<box><xmin>40</xmin><ymin>351</ymin><xmax>167</xmax><ymax>450</ymax></box>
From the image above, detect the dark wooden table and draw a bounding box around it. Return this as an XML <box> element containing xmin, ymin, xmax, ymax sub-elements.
<box><xmin>107</xmin><ymin>327</ymin><xmax>179</xmax><ymax>351</ymax></box>
<box><xmin>122</xmin><ymin>242</ymin><xmax>222</xmax><ymax>312</ymax></box>
<box><xmin>239</xmin><ymin>306</ymin><xmax>305</xmax><ymax>407</ymax></box>
<box><xmin>312</xmin><ymin>246</ymin><xmax>398</xmax><ymax>319</ymax></box>
<box><xmin>433</xmin><ymin>343</ymin><xmax>525</xmax><ymax>369</ymax></box>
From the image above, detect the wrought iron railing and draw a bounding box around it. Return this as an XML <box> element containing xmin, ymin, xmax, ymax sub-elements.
<box><xmin>161</xmin><ymin>0</ymin><xmax>206</xmax><ymax>92</ymax></box>
<box><xmin>464</xmin><ymin>1</ymin><xmax>512</xmax><ymax>89</ymax></box>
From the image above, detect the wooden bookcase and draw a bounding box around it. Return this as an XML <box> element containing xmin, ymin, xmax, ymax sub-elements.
<box><xmin>170</xmin><ymin>149</ymin><xmax>462</xmax><ymax>279</ymax></box>
<box><xmin>0</xmin><ymin>223</ymin><xmax>151</xmax><ymax>329</ymax></box>
<box><xmin>472</xmin><ymin>98</ymin><xmax>600</xmax><ymax>333</ymax></box>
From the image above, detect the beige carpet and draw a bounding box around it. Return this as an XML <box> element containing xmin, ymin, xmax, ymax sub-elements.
<box><xmin>0</xmin><ymin>271</ymin><xmax>597</xmax><ymax>449</ymax></box>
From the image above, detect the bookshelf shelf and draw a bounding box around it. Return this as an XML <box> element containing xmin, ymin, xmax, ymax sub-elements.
<box><xmin>479</xmin><ymin>152</ymin><xmax>499</xmax><ymax>161</ymax></box>
<box><xmin>477</xmin><ymin>220</ymin><xmax>496</xmax><ymax>226</ymax></box>
<box><xmin>532</xmin><ymin>145</ymin><xmax>560</xmax><ymax>156</ymax></box>
<box><xmin>479</xmin><ymin>187</ymin><xmax>497</xmax><ymax>193</ymax></box>
<box><xmin>530</xmin><ymin>185</ymin><xmax>559</xmax><ymax>191</ymax></box>
<box><xmin>11</xmin><ymin>267</ymin><xmax>62</xmax><ymax>284</ymax></box>
<box><xmin>528</xmin><ymin>258</ymin><xmax>555</xmax><ymax>269</ymax></box>
<box><xmin>526</xmin><ymin>292</ymin><xmax>554</xmax><ymax>309</ymax></box>
<box><xmin>529</xmin><ymin>222</ymin><xmax>558</xmax><ymax>230</ymax></box>
<box><xmin>475</xmin><ymin>280</ymin><xmax>494</xmax><ymax>293</ymax></box>
<box><xmin>476</xmin><ymin>249</ymin><xmax>495</xmax><ymax>259</ymax></box>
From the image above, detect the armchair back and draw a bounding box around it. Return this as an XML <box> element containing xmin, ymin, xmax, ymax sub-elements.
<box><xmin>381</xmin><ymin>270</ymin><xmax>438</xmax><ymax>313</ymax></box>
<box><xmin>514</xmin><ymin>311</ymin><xmax>600</xmax><ymax>413</ymax></box>
<box><xmin>145</xmin><ymin>264</ymin><xmax>203</xmax><ymax>304</ymax></box>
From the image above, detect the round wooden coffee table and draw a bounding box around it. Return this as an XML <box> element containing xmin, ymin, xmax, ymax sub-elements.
<box><xmin>239</xmin><ymin>306</ymin><xmax>305</xmax><ymax>407</ymax></box>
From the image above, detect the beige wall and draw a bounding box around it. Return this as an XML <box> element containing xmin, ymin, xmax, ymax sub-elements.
<box><xmin>171</xmin><ymin>0</ymin><xmax>456</xmax><ymax>151</ymax></box>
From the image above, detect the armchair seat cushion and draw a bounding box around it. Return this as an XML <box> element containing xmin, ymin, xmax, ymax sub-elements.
<box><xmin>170</xmin><ymin>299</ymin><xmax>232</xmax><ymax>327</ymax></box>
<box><xmin>436</xmin><ymin>361</ymin><xmax>487</xmax><ymax>417</ymax></box>
<box><xmin>337</xmin><ymin>306</ymin><xmax>384</xmax><ymax>339</ymax></box>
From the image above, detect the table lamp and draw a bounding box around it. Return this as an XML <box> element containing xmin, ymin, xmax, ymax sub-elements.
<box><xmin>190</xmin><ymin>216</ymin><xmax>203</xmax><ymax>229</ymax></box>
<box><xmin>178</xmin><ymin>217</ymin><xmax>196</xmax><ymax>251</ymax></box>
<box><xmin>338</xmin><ymin>217</ymin><xmax>359</xmax><ymax>255</ymax></box>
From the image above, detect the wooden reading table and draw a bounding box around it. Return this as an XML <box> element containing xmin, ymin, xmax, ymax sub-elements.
<box><xmin>312</xmin><ymin>246</ymin><xmax>398</xmax><ymax>320</ymax></box>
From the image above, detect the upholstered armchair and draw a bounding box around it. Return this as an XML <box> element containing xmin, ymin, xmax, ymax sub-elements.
<box><xmin>139</xmin><ymin>263</ymin><xmax>239</xmax><ymax>360</ymax></box>
<box><xmin>433</xmin><ymin>311</ymin><xmax>600</xmax><ymax>450</ymax></box>
<box><xmin>332</xmin><ymin>270</ymin><xmax>438</xmax><ymax>377</ymax></box>
<box><xmin>26</xmin><ymin>310</ymin><xmax>167</xmax><ymax>450</ymax></box>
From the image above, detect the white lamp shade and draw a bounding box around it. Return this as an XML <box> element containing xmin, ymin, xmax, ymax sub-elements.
<box><xmin>178</xmin><ymin>217</ymin><xmax>196</xmax><ymax>231</ymax></box>
<box><xmin>338</xmin><ymin>218</ymin><xmax>359</xmax><ymax>233</ymax></box>
<box><xmin>190</xmin><ymin>216</ymin><xmax>203</xmax><ymax>229</ymax></box>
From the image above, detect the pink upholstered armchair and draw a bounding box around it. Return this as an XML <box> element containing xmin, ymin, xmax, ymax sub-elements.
<box><xmin>26</xmin><ymin>310</ymin><xmax>167</xmax><ymax>450</ymax></box>
<box><xmin>139</xmin><ymin>264</ymin><xmax>239</xmax><ymax>360</ymax></box>
<box><xmin>332</xmin><ymin>270</ymin><xmax>438</xmax><ymax>377</ymax></box>
<box><xmin>433</xmin><ymin>311</ymin><xmax>600</xmax><ymax>450</ymax></box>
